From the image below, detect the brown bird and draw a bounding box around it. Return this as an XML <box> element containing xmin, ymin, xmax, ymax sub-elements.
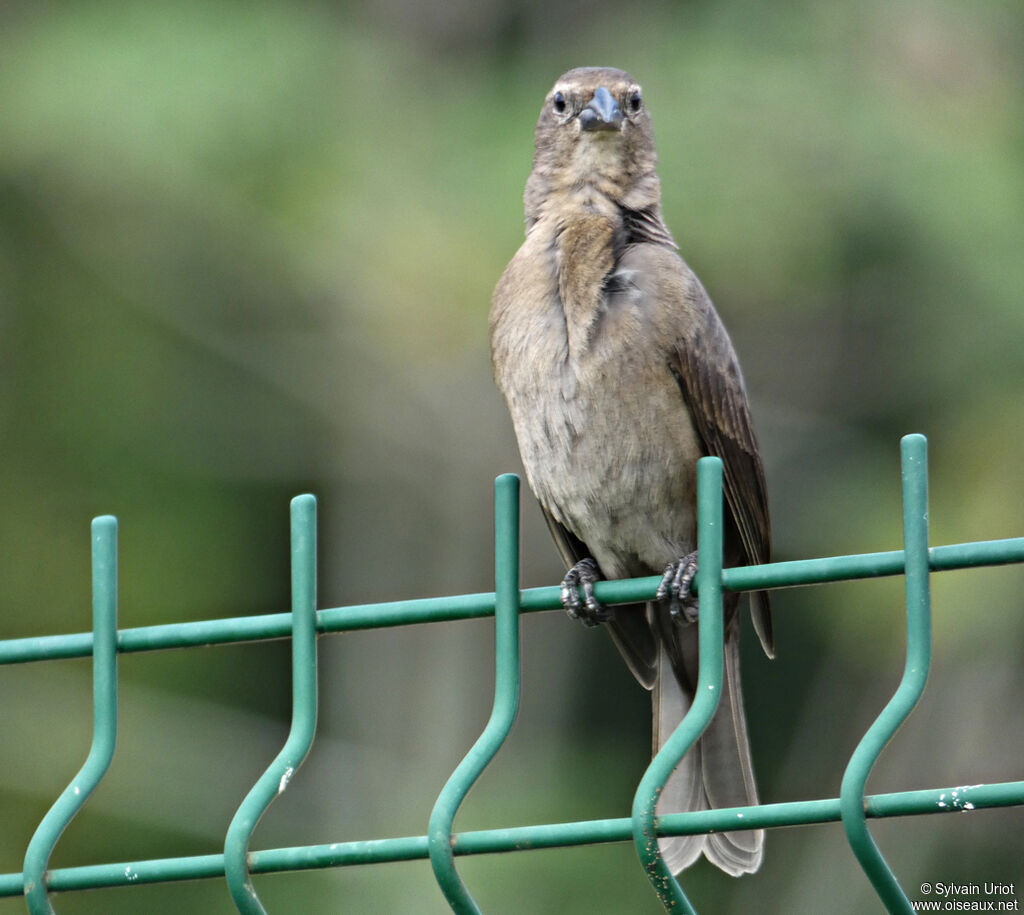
<box><xmin>490</xmin><ymin>66</ymin><xmax>773</xmax><ymax>876</ymax></box>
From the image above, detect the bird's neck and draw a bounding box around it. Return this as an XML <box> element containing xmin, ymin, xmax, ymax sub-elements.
<box><xmin>542</xmin><ymin>190</ymin><xmax>624</xmax><ymax>359</ymax></box>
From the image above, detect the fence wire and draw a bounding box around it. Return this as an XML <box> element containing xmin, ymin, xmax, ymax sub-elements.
<box><xmin>1</xmin><ymin>434</ymin><xmax>1022</xmax><ymax>913</ymax></box>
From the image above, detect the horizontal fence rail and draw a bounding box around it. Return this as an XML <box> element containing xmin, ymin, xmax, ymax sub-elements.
<box><xmin>3</xmin><ymin>538</ymin><xmax>1021</xmax><ymax>665</ymax></box>
<box><xmin>1</xmin><ymin>434</ymin><xmax>1022</xmax><ymax>913</ymax></box>
<box><xmin>1</xmin><ymin>781</ymin><xmax>1021</xmax><ymax>895</ymax></box>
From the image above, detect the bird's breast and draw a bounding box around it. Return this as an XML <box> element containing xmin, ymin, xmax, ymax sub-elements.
<box><xmin>493</xmin><ymin>272</ymin><xmax>702</xmax><ymax>577</ymax></box>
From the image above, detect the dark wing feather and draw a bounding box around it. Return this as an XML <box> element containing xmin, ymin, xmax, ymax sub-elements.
<box><xmin>622</xmin><ymin>204</ymin><xmax>678</xmax><ymax>251</ymax></box>
<box><xmin>667</xmin><ymin>284</ymin><xmax>775</xmax><ymax>658</ymax></box>
<box><xmin>540</xmin><ymin>506</ymin><xmax>659</xmax><ymax>688</ymax></box>
<box><xmin>539</xmin><ymin>504</ymin><xmax>590</xmax><ymax>571</ymax></box>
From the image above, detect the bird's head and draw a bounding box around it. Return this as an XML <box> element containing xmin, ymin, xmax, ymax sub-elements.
<box><xmin>525</xmin><ymin>67</ymin><xmax>661</xmax><ymax>222</ymax></box>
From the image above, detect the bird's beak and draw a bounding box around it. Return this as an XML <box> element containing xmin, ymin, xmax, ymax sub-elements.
<box><xmin>579</xmin><ymin>86</ymin><xmax>622</xmax><ymax>132</ymax></box>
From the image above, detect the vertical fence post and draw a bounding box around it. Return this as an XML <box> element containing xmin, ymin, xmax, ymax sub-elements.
<box><xmin>23</xmin><ymin>516</ymin><xmax>119</xmax><ymax>914</ymax></box>
<box><xmin>428</xmin><ymin>474</ymin><xmax>521</xmax><ymax>914</ymax></box>
<box><xmin>632</xmin><ymin>456</ymin><xmax>725</xmax><ymax>914</ymax></box>
<box><xmin>840</xmin><ymin>434</ymin><xmax>932</xmax><ymax>913</ymax></box>
<box><xmin>224</xmin><ymin>495</ymin><xmax>319</xmax><ymax>914</ymax></box>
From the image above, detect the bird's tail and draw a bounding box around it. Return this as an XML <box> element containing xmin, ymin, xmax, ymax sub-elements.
<box><xmin>654</xmin><ymin>629</ymin><xmax>764</xmax><ymax>876</ymax></box>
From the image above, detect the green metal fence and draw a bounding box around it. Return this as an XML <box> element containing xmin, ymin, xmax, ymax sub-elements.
<box><xmin>1</xmin><ymin>433</ymin><xmax>1022</xmax><ymax>913</ymax></box>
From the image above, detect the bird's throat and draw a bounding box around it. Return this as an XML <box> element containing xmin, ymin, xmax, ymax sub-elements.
<box><xmin>556</xmin><ymin>209</ymin><xmax>618</xmax><ymax>359</ymax></box>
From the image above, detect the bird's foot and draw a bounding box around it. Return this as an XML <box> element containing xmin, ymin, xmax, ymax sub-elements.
<box><xmin>560</xmin><ymin>558</ymin><xmax>613</xmax><ymax>628</ymax></box>
<box><xmin>656</xmin><ymin>551</ymin><xmax>700</xmax><ymax>624</ymax></box>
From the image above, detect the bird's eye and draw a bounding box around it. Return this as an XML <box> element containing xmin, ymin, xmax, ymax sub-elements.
<box><xmin>627</xmin><ymin>90</ymin><xmax>642</xmax><ymax>113</ymax></box>
<box><xmin>552</xmin><ymin>91</ymin><xmax>567</xmax><ymax>114</ymax></box>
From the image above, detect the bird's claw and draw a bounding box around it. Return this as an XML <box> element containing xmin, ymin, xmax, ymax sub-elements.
<box><xmin>560</xmin><ymin>558</ymin><xmax>613</xmax><ymax>628</ymax></box>
<box><xmin>657</xmin><ymin>551</ymin><xmax>700</xmax><ymax>624</ymax></box>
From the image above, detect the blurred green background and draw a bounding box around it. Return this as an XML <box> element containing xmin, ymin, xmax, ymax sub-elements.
<box><xmin>1</xmin><ymin>0</ymin><xmax>1022</xmax><ymax>912</ymax></box>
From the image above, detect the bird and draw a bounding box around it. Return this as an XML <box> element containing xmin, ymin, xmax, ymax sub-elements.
<box><xmin>489</xmin><ymin>66</ymin><xmax>773</xmax><ymax>876</ymax></box>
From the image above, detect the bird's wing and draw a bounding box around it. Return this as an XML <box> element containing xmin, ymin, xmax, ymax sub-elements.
<box><xmin>668</xmin><ymin>273</ymin><xmax>773</xmax><ymax>657</ymax></box>
<box><xmin>614</xmin><ymin>237</ymin><xmax>774</xmax><ymax>657</ymax></box>
<box><xmin>541</xmin><ymin>505</ymin><xmax>658</xmax><ymax>688</ymax></box>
